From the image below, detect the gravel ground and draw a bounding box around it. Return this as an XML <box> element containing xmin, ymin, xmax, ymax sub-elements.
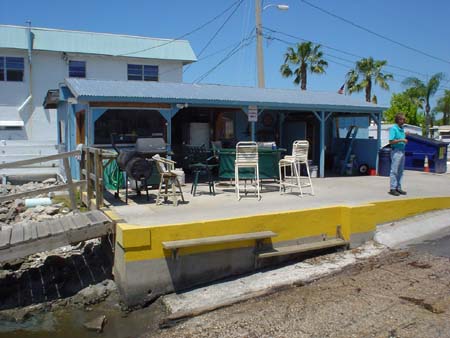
<box><xmin>147</xmin><ymin>250</ymin><xmax>450</xmax><ymax>338</ymax></box>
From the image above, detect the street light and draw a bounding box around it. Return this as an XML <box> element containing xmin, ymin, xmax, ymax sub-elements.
<box><xmin>255</xmin><ymin>1</ymin><xmax>289</xmax><ymax>88</ymax></box>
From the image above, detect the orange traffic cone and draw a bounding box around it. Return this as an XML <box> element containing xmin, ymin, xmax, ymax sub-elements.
<box><xmin>424</xmin><ymin>155</ymin><xmax>430</xmax><ymax>172</ymax></box>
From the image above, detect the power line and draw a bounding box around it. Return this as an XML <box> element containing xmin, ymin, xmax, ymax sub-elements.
<box><xmin>299</xmin><ymin>0</ymin><xmax>450</xmax><ymax>65</ymax></box>
<box><xmin>159</xmin><ymin>31</ymin><xmax>256</xmax><ymax>79</ymax></box>
<box><xmin>263</xmin><ymin>26</ymin><xmax>429</xmax><ymax>78</ymax></box>
<box><xmin>193</xmin><ymin>34</ymin><xmax>256</xmax><ymax>83</ymax></box>
<box><xmin>116</xmin><ymin>0</ymin><xmax>243</xmax><ymax>57</ymax></box>
<box><xmin>184</xmin><ymin>0</ymin><xmax>244</xmax><ymax>73</ymax></box>
<box><xmin>194</xmin><ymin>35</ymin><xmax>255</xmax><ymax>83</ymax></box>
<box><xmin>197</xmin><ymin>0</ymin><xmax>244</xmax><ymax>59</ymax></box>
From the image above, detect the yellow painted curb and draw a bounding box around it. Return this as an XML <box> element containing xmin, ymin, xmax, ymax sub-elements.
<box><xmin>115</xmin><ymin>196</ymin><xmax>450</xmax><ymax>262</ymax></box>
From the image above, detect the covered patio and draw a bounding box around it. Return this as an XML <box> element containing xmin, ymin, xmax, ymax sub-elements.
<box><xmin>58</xmin><ymin>78</ymin><xmax>385</xmax><ymax>179</ymax></box>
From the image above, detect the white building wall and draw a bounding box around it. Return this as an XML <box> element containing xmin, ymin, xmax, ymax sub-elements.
<box><xmin>0</xmin><ymin>47</ymin><xmax>185</xmax><ymax>176</ymax></box>
<box><xmin>369</xmin><ymin>123</ymin><xmax>422</xmax><ymax>147</ymax></box>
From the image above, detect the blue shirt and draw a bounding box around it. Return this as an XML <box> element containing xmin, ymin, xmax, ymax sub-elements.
<box><xmin>389</xmin><ymin>124</ymin><xmax>406</xmax><ymax>150</ymax></box>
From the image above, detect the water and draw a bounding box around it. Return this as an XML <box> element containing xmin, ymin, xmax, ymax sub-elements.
<box><xmin>2</xmin><ymin>234</ymin><xmax>449</xmax><ymax>338</ymax></box>
<box><xmin>0</xmin><ymin>240</ymin><xmax>165</xmax><ymax>338</ymax></box>
<box><xmin>0</xmin><ymin>296</ymin><xmax>165</xmax><ymax>338</ymax></box>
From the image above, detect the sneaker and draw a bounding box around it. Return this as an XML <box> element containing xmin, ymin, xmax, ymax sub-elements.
<box><xmin>388</xmin><ymin>189</ymin><xmax>400</xmax><ymax>196</ymax></box>
<box><xmin>396</xmin><ymin>189</ymin><xmax>407</xmax><ymax>195</ymax></box>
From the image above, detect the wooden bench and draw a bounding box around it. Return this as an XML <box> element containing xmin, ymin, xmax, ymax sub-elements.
<box><xmin>257</xmin><ymin>238</ymin><xmax>349</xmax><ymax>259</ymax></box>
<box><xmin>162</xmin><ymin>231</ymin><xmax>277</xmax><ymax>259</ymax></box>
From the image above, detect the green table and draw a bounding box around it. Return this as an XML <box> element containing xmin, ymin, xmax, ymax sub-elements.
<box><xmin>218</xmin><ymin>148</ymin><xmax>285</xmax><ymax>180</ymax></box>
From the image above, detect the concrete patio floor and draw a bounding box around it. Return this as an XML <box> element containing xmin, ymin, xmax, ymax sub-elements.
<box><xmin>106</xmin><ymin>170</ymin><xmax>450</xmax><ymax>226</ymax></box>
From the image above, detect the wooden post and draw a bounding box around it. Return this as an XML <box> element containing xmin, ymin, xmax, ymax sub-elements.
<box><xmin>98</xmin><ymin>150</ymin><xmax>104</xmax><ymax>208</ymax></box>
<box><xmin>79</xmin><ymin>148</ymin><xmax>86</xmax><ymax>203</ymax></box>
<box><xmin>94</xmin><ymin>149</ymin><xmax>102</xmax><ymax>209</ymax></box>
<box><xmin>86</xmin><ymin>149</ymin><xmax>93</xmax><ymax>210</ymax></box>
<box><xmin>63</xmin><ymin>157</ymin><xmax>78</xmax><ymax>211</ymax></box>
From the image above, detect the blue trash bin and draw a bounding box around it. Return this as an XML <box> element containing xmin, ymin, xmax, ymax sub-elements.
<box><xmin>378</xmin><ymin>147</ymin><xmax>391</xmax><ymax>177</ymax></box>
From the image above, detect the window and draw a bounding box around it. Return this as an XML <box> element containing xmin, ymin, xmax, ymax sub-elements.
<box><xmin>127</xmin><ymin>64</ymin><xmax>158</xmax><ymax>81</ymax></box>
<box><xmin>69</xmin><ymin>60</ymin><xmax>86</xmax><ymax>78</ymax></box>
<box><xmin>94</xmin><ymin>109</ymin><xmax>165</xmax><ymax>144</ymax></box>
<box><xmin>0</xmin><ymin>56</ymin><xmax>24</xmax><ymax>81</ymax></box>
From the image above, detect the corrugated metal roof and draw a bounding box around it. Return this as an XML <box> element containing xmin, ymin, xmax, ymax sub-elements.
<box><xmin>65</xmin><ymin>78</ymin><xmax>385</xmax><ymax>113</ymax></box>
<box><xmin>0</xmin><ymin>25</ymin><xmax>196</xmax><ymax>63</ymax></box>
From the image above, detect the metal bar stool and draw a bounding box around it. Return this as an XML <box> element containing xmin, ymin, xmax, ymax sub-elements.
<box><xmin>279</xmin><ymin>140</ymin><xmax>314</xmax><ymax>196</ymax></box>
<box><xmin>235</xmin><ymin>141</ymin><xmax>260</xmax><ymax>200</ymax></box>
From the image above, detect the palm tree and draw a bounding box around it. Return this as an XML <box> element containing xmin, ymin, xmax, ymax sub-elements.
<box><xmin>345</xmin><ymin>57</ymin><xmax>393</xmax><ymax>103</ymax></box>
<box><xmin>433</xmin><ymin>90</ymin><xmax>450</xmax><ymax>125</ymax></box>
<box><xmin>402</xmin><ymin>72</ymin><xmax>445</xmax><ymax>136</ymax></box>
<box><xmin>280</xmin><ymin>42</ymin><xmax>328</xmax><ymax>90</ymax></box>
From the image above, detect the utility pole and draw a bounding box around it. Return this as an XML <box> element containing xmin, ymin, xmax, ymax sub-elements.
<box><xmin>255</xmin><ymin>0</ymin><xmax>265</xmax><ymax>88</ymax></box>
<box><xmin>255</xmin><ymin>1</ymin><xmax>288</xmax><ymax>88</ymax></box>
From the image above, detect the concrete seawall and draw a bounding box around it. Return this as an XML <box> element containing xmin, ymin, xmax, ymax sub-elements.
<box><xmin>110</xmin><ymin>196</ymin><xmax>450</xmax><ymax>306</ymax></box>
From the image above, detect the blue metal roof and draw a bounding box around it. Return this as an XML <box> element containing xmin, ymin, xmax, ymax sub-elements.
<box><xmin>0</xmin><ymin>25</ymin><xmax>196</xmax><ymax>64</ymax></box>
<box><xmin>65</xmin><ymin>78</ymin><xmax>386</xmax><ymax>113</ymax></box>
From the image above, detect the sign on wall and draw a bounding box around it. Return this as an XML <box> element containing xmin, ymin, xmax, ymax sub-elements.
<box><xmin>248</xmin><ymin>105</ymin><xmax>258</xmax><ymax>122</ymax></box>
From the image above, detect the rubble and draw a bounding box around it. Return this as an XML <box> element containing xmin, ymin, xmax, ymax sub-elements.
<box><xmin>0</xmin><ymin>179</ymin><xmax>73</xmax><ymax>225</ymax></box>
<box><xmin>83</xmin><ymin>314</ymin><xmax>107</xmax><ymax>333</ymax></box>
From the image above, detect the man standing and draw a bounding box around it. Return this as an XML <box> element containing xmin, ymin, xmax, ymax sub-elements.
<box><xmin>389</xmin><ymin>113</ymin><xmax>408</xmax><ymax>196</ymax></box>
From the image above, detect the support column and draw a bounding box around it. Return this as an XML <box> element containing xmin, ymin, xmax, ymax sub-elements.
<box><xmin>278</xmin><ymin>112</ymin><xmax>285</xmax><ymax>148</ymax></box>
<box><xmin>241</xmin><ymin>106</ymin><xmax>254</xmax><ymax>141</ymax></box>
<box><xmin>312</xmin><ymin>111</ymin><xmax>332</xmax><ymax>178</ymax></box>
<box><xmin>370</xmin><ymin>112</ymin><xmax>382</xmax><ymax>173</ymax></box>
<box><xmin>87</xmin><ymin>108</ymin><xmax>107</xmax><ymax>146</ymax></box>
<box><xmin>160</xmin><ymin>107</ymin><xmax>180</xmax><ymax>157</ymax></box>
<box><xmin>86</xmin><ymin>105</ymin><xmax>93</xmax><ymax>146</ymax></box>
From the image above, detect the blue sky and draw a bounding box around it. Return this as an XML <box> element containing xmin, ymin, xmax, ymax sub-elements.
<box><xmin>1</xmin><ymin>0</ymin><xmax>449</xmax><ymax>108</ymax></box>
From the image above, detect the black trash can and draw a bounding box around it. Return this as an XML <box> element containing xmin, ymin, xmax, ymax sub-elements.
<box><xmin>378</xmin><ymin>147</ymin><xmax>391</xmax><ymax>177</ymax></box>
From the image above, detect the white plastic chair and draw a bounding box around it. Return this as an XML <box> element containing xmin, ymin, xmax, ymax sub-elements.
<box><xmin>279</xmin><ymin>140</ymin><xmax>314</xmax><ymax>196</ymax></box>
<box><xmin>235</xmin><ymin>141</ymin><xmax>260</xmax><ymax>200</ymax></box>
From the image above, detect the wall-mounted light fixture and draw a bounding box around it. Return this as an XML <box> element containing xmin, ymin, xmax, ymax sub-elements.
<box><xmin>62</xmin><ymin>52</ymin><xmax>69</xmax><ymax>63</ymax></box>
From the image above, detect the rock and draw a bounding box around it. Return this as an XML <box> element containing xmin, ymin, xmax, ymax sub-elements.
<box><xmin>14</xmin><ymin>199</ymin><xmax>25</xmax><ymax>208</ymax></box>
<box><xmin>44</xmin><ymin>206</ymin><xmax>60</xmax><ymax>215</ymax></box>
<box><xmin>35</xmin><ymin>214</ymin><xmax>53</xmax><ymax>222</ymax></box>
<box><xmin>0</xmin><ymin>268</ymin><xmax>14</xmax><ymax>279</ymax></box>
<box><xmin>83</xmin><ymin>315</ymin><xmax>107</xmax><ymax>333</ymax></box>
<box><xmin>73</xmin><ymin>281</ymin><xmax>115</xmax><ymax>306</ymax></box>
<box><xmin>60</xmin><ymin>207</ymin><xmax>71</xmax><ymax>215</ymax></box>
<box><xmin>0</xmin><ymin>207</ymin><xmax>9</xmax><ymax>214</ymax></box>
<box><xmin>1</xmin><ymin>208</ymin><xmax>16</xmax><ymax>222</ymax></box>
<box><xmin>33</xmin><ymin>205</ymin><xmax>46</xmax><ymax>213</ymax></box>
<box><xmin>0</xmin><ymin>303</ymin><xmax>48</xmax><ymax>323</ymax></box>
<box><xmin>43</xmin><ymin>178</ymin><xmax>57</xmax><ymax>184</ymax></box>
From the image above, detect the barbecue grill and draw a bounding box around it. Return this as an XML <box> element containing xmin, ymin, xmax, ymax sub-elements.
<box><xmin>111</xmin><ymin>134</ymin><xmax>167</xmax><ymax>203</ymax></box>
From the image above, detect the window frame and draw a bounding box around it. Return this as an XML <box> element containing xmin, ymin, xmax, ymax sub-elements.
<box><xmin>127</xmin><ymin>64</ymin><xmax>158</xmax><ymax>82</ymax></box>
<box><xmin>0</xmin><ymin>56</ymin><xmax>25</xmax><ymax>82</ymax></box>
<box><xmin>68</xmin><ymin>60</ymin><xmax>86</xmax><ymax>78</ymax></box>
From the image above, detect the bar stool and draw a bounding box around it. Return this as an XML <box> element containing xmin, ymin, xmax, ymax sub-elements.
<box><xmin>235</xmin><ymin>141</ymin><xmax>260</xmax><ymax>200</ymax></box>
<box><xmin>279</xmin><ymin>140</ymin><xmax>314</xmax><ymax>196</ymax></box>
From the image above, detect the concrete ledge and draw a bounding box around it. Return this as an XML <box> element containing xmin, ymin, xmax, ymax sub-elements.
<box><xmin>113</xmin><ymin>196</ymin><xmax>450</xmax><ymax>306</ymax></box>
